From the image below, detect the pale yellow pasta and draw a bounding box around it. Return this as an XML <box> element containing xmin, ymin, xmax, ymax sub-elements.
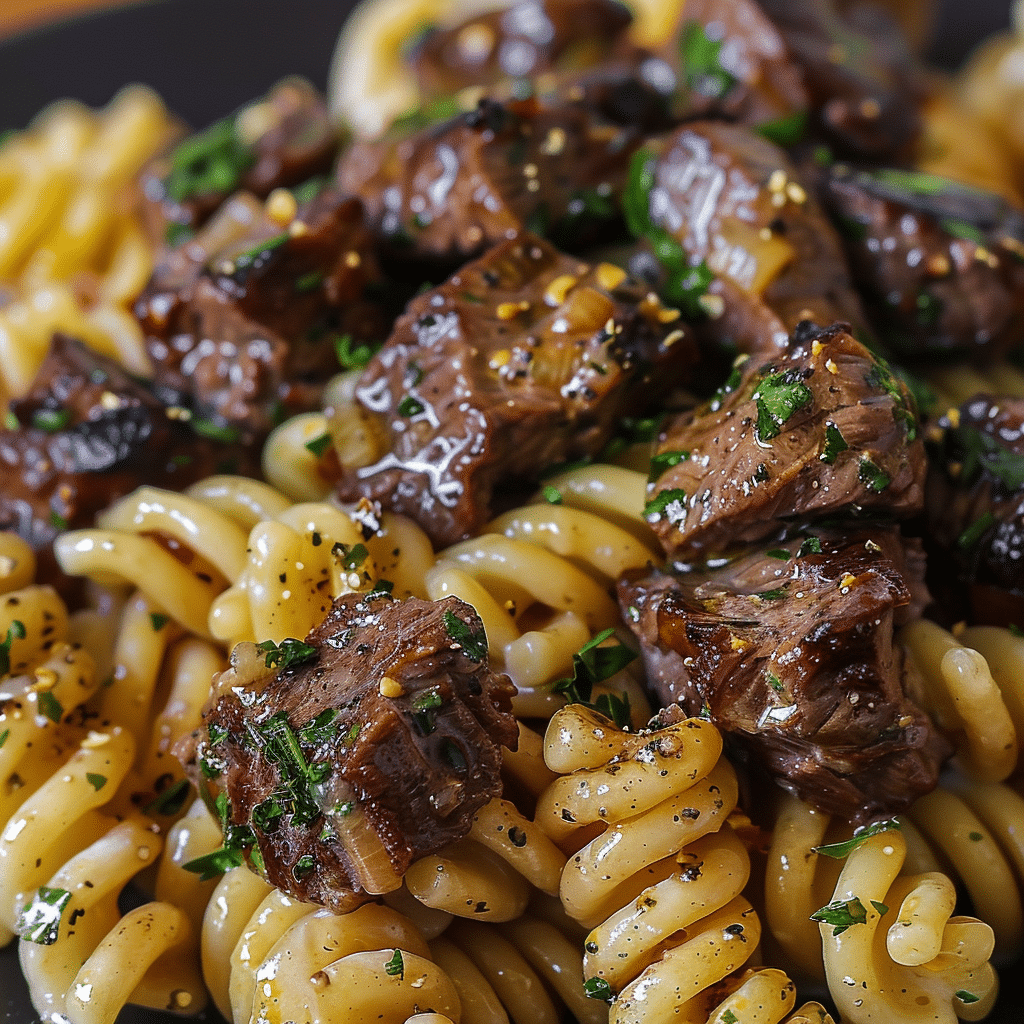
<box><xmin>0</xmin><ymin>533</ymin><xmax>38</xmax><ymax>594</ymax></box>
<box><xmin>902</xmin><ymin>619</ymin><xmax>1018</xmax><ymax>781</ymax></box>
<box><xmin>184</xmin><ymin>476</ymin><xmax>293</xmax><ymax>530</ymax></box>
<box><xmin>533</xmin><ymin>464</ymin><xmax>655</xmax><ymax>542</ymax></box>
<box><xmin>819</xmin><ymin>830</ymin><xmax>996</xmax><ymax>1024</ymax></box>
<box><xmin>261</xmin><ymin>411</ymin><xmax>336</xmax><ymax>502</ymax></box>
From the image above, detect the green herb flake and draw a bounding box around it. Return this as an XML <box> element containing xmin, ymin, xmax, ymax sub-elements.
<box><xmin>293</xmin><ymin>854</ymin><xmax>315</xmax><ymax>881</ymax></box>
<box><xmin>648</xmin><ymin>449</ymin><xmax>690</xmax><ymax>483</ymax></box>
<box><xmin>1010</xmin><ymin>624</ymin><xmax>1024</xmax><ymax>638</ymax></box>
<box><xmin>345</xmin><ymin>723</ymin><xmax>361</xmax><ymax>744</ymax></box>
<box><xmin>256</xmin><ymin>637</ymin><xmax>319</xmax><ymax>672</ymax></box>
<box><xmin>542</xmin><ymin>485</ymin><xmax>563</xmax><ymax>505</ymax></box>
<box><xmin>85</xmin><ymin>773</ymin><xmax>107</xmax><ymax>792</ymax></box>
<box><xmin>443</xmin><ymin>610</ymin><xmax>488</xmax><ymax>662</ymax></box>
<box><xmin>756</xmin><ymin>110</ymin><xmax>808</xmax><ymax>147</ymax></box>
<box><xmin>335</xmin><ymin>334</ymin><xmax>377</xmax><ymax>371</ymax></box>
<box><xmin>165</xmin><ymin>222</ymin><xmax>194</xmax><ymax>247</ymax></box>
<box><xmin>231</xmin><ymin>231</ymin><xmax>290</xmax><ymax>271</ymax></box>
<box><xmin>869</xmin><ymin>167</ymin><xmax>948</xmax><ymax>196</ymax></box>
<box><xmin>813</xmin><ymin>818</ymin><xmax>901</xmax><ymax>859</ymax></box>
<box><xmin>679</xmin><ymin>21</ymin><xmax>737</xmax><ymax>100</ymax></box>
<box><xmin>956</xmin><ymin>991</ymin><xmax>980</xmax><ymax>1004</ymax></box>
<box><xmin>334</xmin><ymin>542</ymin><xmax>369</xmax><ymax>572</ymax></box>
<box><xmin>766</xmin><ymin>548</ymin><xmax>790</xmax><ymax>561</ymax></box>
<box><xmin>182</xmin><ymin>846</ymin><xmax>247</xmax><ymax>882</ymax></box>
<box><xmin>954</xmin><ymin>425</ymin><xmax>1024</xmax><ymax>492</ymax></box>
<box><xmin>643</xmin><ymin>488</ymin><xmax>688</xmax><ymax>524</ymax></box>
<box><xmin>767</xmin><ymin>672</ymin><xmax>783</xmax><ymax>692</ymax></box>
<box><xmin>384</xmin><ymin>948</ymin><xmax>405</xmax><ymax>979</ymax></box>
<box><xmin>969</xmin><ymin>831</ymin><xmax>984</xmax><ymax>842</ymax></box>
<box><xmin>810</xmin><ymin>895</ymin><xmax>869</xmax><ymax>936</ymax></box>
<box><xmin>754</xmin><ymin>370</ymin><xmax>814</xmax><ymax>442</ymax></box>
<box><xmin>958</xmin><ymin>511</ymin><xmax>996</xmax><ymax>550</ymax></box>
<box><xmin>295</xmin><ymin>271</ymin><xmax>324</xmax><ymax>294</ymax></box>
<box><xmin>871</xmin><ymin>900</ymin><xmax>889</xmax><ymax>916</ymax></box>
<box><xmin>4</xmin><ymin>409</ymin><xmax>18</xmax><ymax>430</ymax></box>
<box><xmin>858</xmin><ymin>457</ymin><xmax>891</xmax><ymax>493</ymax></box>
<box><xmin>798</xmin><ymin>536</ymin><xmax>822</xmax><ymax>557</ymax></box>
<box><xmin>583</xmin><ymin>977</ymin><xmax>613</xmax><ymax>1002</ymax></box>
<box><xmin>304</xmin><ymin>432</ymin><xmax>333</xmax><ymax>458</ymax></box>
<box><xmin>592</xmin><ymin>690</ymin><xmax>632</xmax><ymax>729</ymax></box>
<box><xmin>941</xmin><ymin>219</ymin><xmax>988</xmax><ymax>246</ymax></box>
<box><xmin>18</xmin><ymin>886</ymin><xmax>72</xmax><ymax>945</ymax></box>
<box><xmin>0</xmin><ymin>618</ymin><xmax>26</xmax><ymax>676</ymax></box>
<box><xmin>0</xmin><ymin>728</ymin><xmax>8</xmax><ymax>749</ymax></box>
<box><xmin>821</xmin><ymin>422</ymin><xmax>849</xmax><ymax>464</ymax></box>
<box><xmin>144</xmin><ymin>777</ymin><xmax>191</xmax><ymax>816</ymax></box>
<box><xmin>31</xmin><ymin>408</ymin><xmax>71</xmax><ymax>432</ymax></box>
<box><xmin>721</xmin><ymin>1011</ymin><xmax>740</xmax><ymax>1024</ymax></box>
<box><xmin>397</xmin><ymin>395</ymin><xmax>425</xmax><ymax>417</ymax></box>
<box><xmin>165</xmin><ymin>116</ymin><xmax>255</xmax><ymax>205</ymax></box>
<box><xmin>757</xmin><ymin>587</ymin><xmax>788</xmax><ymax>601</ymax></box>
<box><xmin>50</xmin><ymin>510</ymin><xmax>68</xmax><ymax>531</ymax></box>
<box><xmin>150</xmin><ymin>612</ymin><xmax>170</xmax><ymax>631</ymax></box>
<box><xmin>554</xmin><ymin>628</ymin><xmax>637</xmax><ymax>709</ymax></box>
<box><xmin>37</xmin><ymin>691</ymin><xmax>63</xmax><ymax>724</ymax></box>
<box><xmin>191</xmin><ymin>418</ymin><xmax>242</xmax><ymax>444</ymax></box>
<box><xmin>298</xmin><ymin>708</ymin><xmax>340</xmax><ymax>746</ymax></box>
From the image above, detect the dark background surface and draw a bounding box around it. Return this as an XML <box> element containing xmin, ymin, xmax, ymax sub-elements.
<box><xmin>0</xmin><ymin>0</ymin><xmax>1020</xmax><ymax>1022</ymax></box>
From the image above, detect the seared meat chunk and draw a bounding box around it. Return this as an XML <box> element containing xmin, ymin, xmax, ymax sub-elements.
<box><xmin>135</xmin><ymin>187</ymin><xmax>386</xmax><ymax>441</ymax></box>
<box><xmin>925</xmin><ymin>394</ymin><xmax>1024</xmax><ymax>625</ymax></box>
<box><xmin>821</xmin><ymin>165</ymin><xmax>1024</xmax><ymax>359</ymax></box>
<box><xmin>627</xmin><ymin>121</ymin><xmax>868</xmax><ymax>356</ymax></box>
<box><xmin>175</xmin><ymin>593</ymin><xmax>517</xmax><ymax>910</ymax></box>
<box><xmin>656</xmin><ymin>0</ymin><xmax>807</xmax><ymax>130</ymax></box>
<box><xmin>334</xmin><ymin>233</ymin><xmax>697</xmax><ymax>546</ymax></box>
<box><xmin>618</xmin><ymin>527</ymin><xmax>948</xmax><ymax>819</ymax></box>
<box><xmin>337</xmin><ymin>85</ymin><xmax>667</xmax><ymax>262</ymax></box>
<box><xmin>757</xmin><ymin>0</ymin><xmax>926</xmax><ymax>160</ymax></box>
<box><xmin>645</xmin><ymin>322</ymin><xmax>924</xmax><ymax>561</ymax></box>
<box><xmin>140</xmin><ymin>79</ymin><xmax>340</xmax><ymax>246</ymax></box>
<box><xmin>0</xmin><ymin>334</ymin><xmax>254</xmax><ymax>571</ymax></box>
<box><xmin>409</xmin><ymin>0</ymin><xmax>632</xmax><ymax>99</ymax></box>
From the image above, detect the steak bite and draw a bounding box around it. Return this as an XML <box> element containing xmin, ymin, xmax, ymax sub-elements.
<box><xmin>645</xmin><ymin>322</ymin><xmax>924</xmax><ymax>562</ymax></box>
<box><xmin>336</xmin><ymin>83</ymin><xmax>669</xmax><ymax>262</ymax></box>
<box><xmin>925</xmin><ymin>394</ymin><xmax>1024</xmax><ymax>626</ymax></box>
<box><xmin>820</xmin><ymin>164</ymin><xmax>1024</xmax><ymax>360</ymax></box>
<box><xmin>618</xmin><ymin>527</ymin><xmax>948</xmax><ymax>820</ymax></box>
<box><xmin>757</xmin><ymin>0</ymin><xmax>927</xmax><ymax>161</ymax></box>
<box><xmin>140</xmin><ymin>78</ymin><xmax>341</xmax><ymax>246</ymax></box>
<box><xmin>333</xmin><ymin>233</ymin><xmax>697</xmax><ymax>547</ymax></box>
<box><xmin>0</xmin><ymin>334</ymin><xmax>255</xmax><ymax>577</ymax></box>
<box><xmin>408</xmin><ymin>0</ymin><xmax>633</xmax><ymax>100</ymax></box>
<box><xmin>626</xmin><ymin>121</ymin><xmax>868</xmax><ymax>357</ymax></box>
<box><xmin>135</xmin><ymin>186</ymin><xmax>387</xmax><ymax>442</ymax></box>
<box><xmin>175</xmin><ymin>593</ymin><xmax>517</xmax><ymax>910</ymax></box>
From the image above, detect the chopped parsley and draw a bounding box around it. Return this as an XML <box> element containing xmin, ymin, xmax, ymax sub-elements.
<box><xmin>255</xmin><ymin>637</ymin><xmax>319</xmax><ymax>671</ymax></box>
<box><xmin>390</xmin><ymin>95</ymin><xmax>463</xmax><ymax>135</ymax></box>
<box><xmin>443</xmin><ymin>610</ymin><xmax>488</xmax><ymax>662</ymax></box>
<box><xmin>292</xmin><ymin>854</ymin><xmax>315</xmax><ymax>880</ymax></box>
<box><xmin>18</xmin><ymin>886</ymin><xmax>72</xmax><ymax>945</ymax></box>
<box><xmin>643</xmin><ymin>487</ymin><xmax>688</xmax><ymax>524</ymax></box>
<box><xmin>648</xmin><ymin>450</ymin><xmax>689</xmax><ymax>483</ymax></box>
<box><xmin>957</xmin><ymin>511</ymin><xmax>996</xmax><ymax>550</ymax></box>
<box><xmin>0</xmin><ymin>729</ymin><xmax>8</xmax><ymax>749</ymax></box>
<box><xmin>679</xmin><ymin>21</ymin><xmax>736</xmax><ymax>100</ymax></box>
<box><xmin>295</xmin><ymin>271</ymin><xmax>324</xmax><ymax>294</ymax></box>
<box><xmin>191</xmin><ymin>418</ymin><xmax>242</xmax><ymax>444</ymax></box>
<box><xmin>721</xmin><ymin>1012</ymin><xmax>740</xmax><ymax>1024</ymax></box>
<box><xmin>956</xmin><ymin>991</ymin><xmax>981</xmax><ymax>1004</ymax></box>
<box><xmin>798</xmin><ymin>536</ymin><xmax>822</xmax><ymax>557</ymax></box>
<box><xmin>231</xmin><ymin>232</ymin><xmax>290</xmax><ymax>272</ymax></box>
<box><xmin>953</xmin><ymin>425</ymin><xmax>1024</xmax><ymax>492</ymax></box>
<box><xmin>304</xmin><ymin>432</ymin><xmax>332</xmax><ymax>458</ymax></box>
<box><xmin>335</xmin><ymin>542</ymin><xmax>369</xmax><ymax>571</ymax></box>
<box><xmin>542</xmin><ymin>485</ymin><xmax>563</xmax><ymax>505</ymax></box>
<box><xmin>144</xmin><ymin>777</ymin><xmax>191</xmax><ymax>817</ymax></box>
<box><xmin>858</xmin><ymin>457</ymin><xmax>891</xmax><ymax>493</ymax></box>
<box><xmin>164</xmin><ymin>116</ymin><xmax>255</xmax><ymax>204</ymax></box>
<box><xmin>767</xmin><ymin>672</ymin><xmax>783</xmax><ymax>692</ymax></box>
<box><xmin>810</xmin><ymin>896</ymin><xmax>869</xmax><ymax>936</ymax></box>
<box><xmin>36</xmin><ymin>691</ymin><xmax>63</xmax><ymax>724</ymax></box>
<box><xmin>0</xmin><ymin>618</ymin><xmax>26</xmax><ymax>676</ymax></box>
<box><xmin>756</xmin><ymin>110</ymin><xmax>808</xmax><ymax>147</ymax></box>
<box><xmin>397</xmin><ymin>395</ymin><xmax>425</xmax><ymax>417</ymax></box>
<box><xmin>182</xmin><ymin>845</ymin><xmax>248</xmax><ymax>882</ymax></box>
<box><xmin>865</xmin><ymin>356</ymin><xmax>918</xmax><ymax>441</ymax></box>
<box><xmin>820</xmin><ymin>422</ymin><xmax>849</xmax><ymax>464</ymax></box>
<box><xmin>335</xmin><ymin>334</ymin><xmax>377</xmax><ymax>371</ymax></box>
<box><xmin>384</xmin><ymin>948</ymin><xmax>405</xmax><ymax>979</ymax></box>
<box><xmin>757</xmin><ymin>587</ymin><xmax>787</xmax><ymax>601</ymax></box>
<box><xmin>297</xmin><ymin>708</ymin><xmax>340</xmax><ymax>746</ymax></box>
<box><xmin>85</xmin><ymin>773</ymin><xmax>107</xmax><ymax>791</ymax></box>
<box><xmin>753</xmin><ymin>369</ymin><xmax>813</xmax><ymax>442</ymax></box>
<box><xmin>150</xmin><ymin>612</ymin><xmax>170</xmax><ymax>631</ymax></box>
<box><xmin>813</xmin><ymin>818</ymin><xmax>901</xmax><ymax>859</ymax></box>
<box><xmin>411</xmin><ymin>688</ymin><xmax>444</xmax><ymax>735</ymax></box>
<box><xmin>766</xmin><ymin>548</ymin><xmax>790</xmax><ymax>560</ymax></box>
<box><xmin>583</xmin><ymin>977</ymin><xmax>613</xmax><ymax>1002</ymax></box>
<box><xmin>553</xmin><ymin>628</ymin><xmax>636</xmax><ymax>728</ymax></box>
<box><xmin>31</xmin><ymin>408</ymin><xmax>70</xmax><ymax>432</ymax></box>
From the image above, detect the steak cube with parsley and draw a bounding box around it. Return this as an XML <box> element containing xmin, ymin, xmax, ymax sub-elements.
<box><xmin>625</xmin><ymin>121</ymin><xmax>869</xmax><ymax>356</ymax></box>
<box><xmin>618</xmin><ymin>527</ymin><xmax>948</xmax><ymax>821</ymax></box>
<box><xmin>820</xmin><ymin>164</ymin><xmax>1024</xmax><ymax>360</ymax></box>
<box><xmin>336</xmin><ymin>79</ymin><xmax>669</xmax><ymax>262</ymax></box>
<box><xmin>644</xmin><ymin>321</ymin><xmax>925</xmax><ymax>561</ymax></box>
<box><xmin>140</xmin><ymin>78</ymin><xmax>341</xmax><ymax>248</ymax></box>
<box><xmin>135</xmin><ymin>185</ymin><xmax>388</xmax><ymax>442</ymax></box>
<box><xmin>0</xmin><ymin>334</ymin><xmax>257</xmax><ymax>590</ymax></box>
<box><xmin>924</xmin><ymin>394</ymin><xmax>1024</xmax><ymax>626</ymax></box>
<box><xmin>333</xmin><ymin>233</ymin><xmax>697</xmax><ymax>547</ymax></box>
<box><xmin>174</xmin><ymin>593</ymin><xmax>517</xmax><ymax>911</ymax></box>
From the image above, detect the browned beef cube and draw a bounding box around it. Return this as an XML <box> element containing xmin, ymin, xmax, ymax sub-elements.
<box><xmin>618</xmin><ymin>527</ymin><xmax>948</xmax><ymax>820</ymax></box>
<box><xmin>925</xmin><ymin>394</ymin><xmax>1024</xmax><ymax>626</ymax></box>
<box><xmin>333</xmin><ymin>233</ymin><xmax>697</xmax><ymax>547</ymax></box>
<box><xmin>175</xmin><ymin>593</ymin><xmax>517</xmax><ymax>910</ymax></box>
<box><xmin>336</xmin><ymin>86</ymin><xmax>663</xmax><ymax>262</ymax></box>
<box><xmin>626</xmin><ymin>121</ymin><xmax>869</xmax><ymax>357</ymax></box>
<box><xmin>0</xmin><ymin>334</ymin><xmax>256</xmax><ymax>586</ymax></box>
<box><xmin>644</xmin><ymin>322</ymin><xmax>924</xmax><ymax>561</ymax></box>
<box><xmin>135</xmin><ymin>187</ymin><xmax>387</xmax><ymax>441</ymax></box>
<box><xmin>821</xmin><ymin>164</ymin><xmax>1024</xmax><ymax>360</ymax></box>
<box><xmin>655</xmin><ymin>0</ymin><xmax>808</xmax><ymax>130</ymax></box>
<box><xmin>757</xmin><ymin>0</ymin><xmax>927</xmax><ymax>160</ymax></box>
<box><xmin>409</xmin><ymin>0</ymin><xmax>633</xmax><ymax>99</ymax></box>
<box><xmin>140</xmin><ymin>78</ymin><xmax>341</xmax><ymax>247</ymax></box>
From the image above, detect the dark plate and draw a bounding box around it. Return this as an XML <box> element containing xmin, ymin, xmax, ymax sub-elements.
<box><xmin>0</xmin><ymin>0</ymin><xmax>1020</xmax><ymax>1022</ymax></box>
